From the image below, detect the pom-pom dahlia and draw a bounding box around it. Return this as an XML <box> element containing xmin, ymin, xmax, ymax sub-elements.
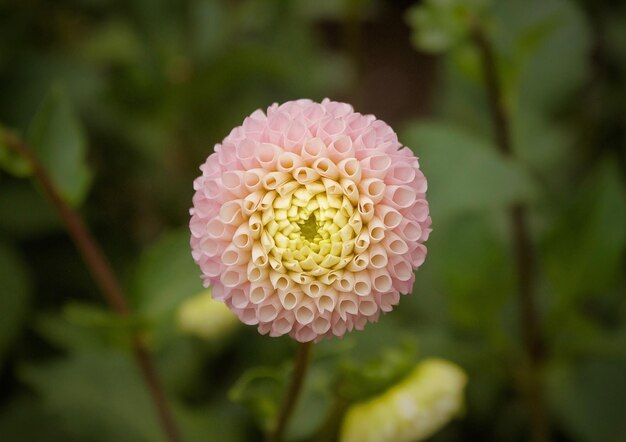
<box><xmin>190</xmin><ymin>99</ymin><xmax>430</xmax><ymax>342</ymax></box>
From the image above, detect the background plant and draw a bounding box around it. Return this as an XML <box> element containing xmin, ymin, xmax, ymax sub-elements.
<box><xmin>1</xmin><ymin>0</ymin><xmax>625</xmax><ymax>441</ymax></box>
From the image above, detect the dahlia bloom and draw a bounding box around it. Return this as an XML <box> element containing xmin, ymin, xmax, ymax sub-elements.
<box><xmin>189</xmin><ymin>99</ymin><xmax>430</xmax><ymax>342</ymax></box>
<box><xmin>340</xmin><ymin>359</ymin><xmax>467</xmax><ymax>442</ymax></box>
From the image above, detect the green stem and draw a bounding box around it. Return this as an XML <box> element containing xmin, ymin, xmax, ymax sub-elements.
<box><xmin>267</xmin><ymin>341</ymin><xmax>313</xmax><ymax>442</ymax></box>
<box><xmin>471</xmin><ymin>27</ymin><xmax>548</xmax><ymax>442</ymax></box>
<box><xmin>0</xmin><ymin>128</ymin><xmax>181</xmax><ymax>442</ymax></box>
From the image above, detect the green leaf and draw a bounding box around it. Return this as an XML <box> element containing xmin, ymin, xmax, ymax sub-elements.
<box><xmin>0</xmin><ymin>242</ymin><xmax>30</xmax><ymax>368</ymax></box>
<box><xmin>229</xmin><ymin>365</ymin><xmax>287</xmax><ymax>431</ymax></box>
<box><xmin>492</xmin><ymin>0</ymin><xmax>591</xmax><ymax>113</ymax></box>
<box><xmin>0</xmin><ymin>182</ymin><xmax>60</xmax><ymax>237</ymax></box>
<box><xmin>338</xmin><ymin>342</ymin><xmax>417</xmax><ymax>402</ymax></box>
<box><xmin>229</xmin><ymin>358</ymin><xmax>335</xmax><ymax>440</ymax></box>
<box><xmin>401</xmin><ymin>121</ymin><xmax>537</xmax><ymax>223</ymax></box>
<box><xmin>542</xmin><ymin>159</ymin><xmax>626</xmax><ymax>302</ymax></box>
<box><xmin>19</xmin><ymin>351</ymin><xmax>164</xmax><ymax>442</ymax></box>
<box><xmin>511</xmin><ymin>110</ymin><xmax>571</xmax><ymax>179</ymax></box>
<box><xmin>27</xmin><ymin>85</ymin><xmax>92</xmax><ymax>206</ymax></box>
<box><xmin>35</xmin><ymin>312</ymin><xmax>115</xmax><ymax>353</ymax></box>
<box><xmin>78</xmin><ymin>20</ymin><xmax>142</xmax><ymax>66</ymax></box>
<box><xmin>547</xmin><ymin>357</ymin><xmax>626</xmax><ymax>442</ymax></box>
<box><xmin>427</xmin><ymin>212</ymin><xmax>514</xmax><ymax>337</ymax></box>
<box><xmin>176</xmin><ymin>401</ymin><xmax>248</xmax><ymax>442</ymax></box>
<box><xmin>0</xmin><ymin>395</ymin><xmax>70</xmax><ymax>440</ymax></box>
<box><xmin>285</xmin><ymin>361</ymin><xmax>334</xmax><ymax>440</ymax></box>
<box><xmin>134</xmin><ymin>229</ymin><xmax>203</xmax><ymax>320</ymax></box>
<box><xmin>406</xmin><ymin>0</ymin><xmax>488</xmax><ymax>54</ymax></box>
<box><xmin>34</xmin><ymin>302</ymin><xmax>143</xmax><ymax>353</ymax></box>
<box><xmin>132</xmin><ymin>229</ymin><xmax>204</xmax><ymax>350</ymax></box>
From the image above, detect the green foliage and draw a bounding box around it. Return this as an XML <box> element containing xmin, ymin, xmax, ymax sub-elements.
<box><xmin>547</xmin><ymin>357</ymin><xmax>626</xmax><ymax>442</ymax></box>
<box><xmin>0</xmin><ymin>243</ymin><xmax>30</xmax><ymax>368</ymax></box>
<box><xmin>19</xmin><ymin>351</ymin><xmax>165</xmax><ymax>442</ymax></box>
<box><xmin>0</xmin><ymin>395</ymin><xmax>71</xmax><ymax>441</ymax></box>
<box><xmin>542</xmin><ymin>159</ymin><xmax>626</xmax><ymax>303</ymax></box>
<box><xmin>0</xmin><ymin>128</ymin><xmax>32</xmax><ymax>177</ymax></box>
<box><xmin>1</xmin><ymin>0</ymin><xmax>626</xmax><ymax>440</ymax></box>
<box><xmin>407</xmin><ymin>0</ymin><xmax>489</xmax><ymax>53</ymax></box>
<box><xmin>402</xmin><ymin>121</ymin><xmax>537</xmax><ymax>222</ymax></box>
<box><xmin>27</xmin><ymin>86</ymin><xmax>92</xmax><ymax>206</ymax></box>
<box><xmin>229</xmin><ymin>352</ymin><xmax>334</xmax><ymax>440</ymax></box>
<box><xmin>0</xmin><ymin>183</ymin><xmax>60</xmax><ymax>237</ymax></box>
<box><xmin>338</xmin><ymin>342</ymin><xmax>417</xmax><ymax>402</ymax></box>
<box><xmin>132</xmin><ymin>229</ymin><xmax>205</xmax><ymax>349</ymax></box>
<box><xmin>229</xmin><ymin>365</ymin><xmax>287</xmax><ymax>432</ymax></box>
<box><xmin>428</xmin><ymin>212</ymin><xmax>514</xmax><ymax>338</ymax></box>
<box><xmin>134</xmin><ymin>229</ymin><xmax>203</xmax><ymax>321</ymax></box>
<box><xmin>492</xmin><ymin>0</ymin><xmax>592</xmax><ymax>114</ymax></box>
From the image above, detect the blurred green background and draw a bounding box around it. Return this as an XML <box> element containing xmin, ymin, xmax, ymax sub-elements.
<box><xmin>1</xmin><ymin>0</ymin><xmax>625</xmax><ymax>441</ymax></box>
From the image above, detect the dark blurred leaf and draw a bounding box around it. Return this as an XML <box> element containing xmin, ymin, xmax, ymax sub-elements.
<box><xmin>432</xmin><ymin>0</ymin><xmax>590</xmax><ymax>154</ymax></box>
<box><xmin>64</xmin><ymin>302</ymin><xmax>143</xmax><ymax>330</ymax></box>
<box><xmin>229</xmin><ymin>355</ymin><xmax>334</xmax><ymax>440</ymax></box>
<box><xmin>547</xmin><ymin>357</ymin><xmax>626</xmax><ymax>442</ymax></box>
<box><xmin>295</xmin><ymin>0</ymin><xmax>374</xmax><ymax>20</ymax></box>
<box><xmin>78</xmin><ymin>20</ymin><xmax>142</xmax><ymax>66</ymax></box>
<box><xmin>34</xmin><ymin>302</ymin><xmax>143</xmax><ymax>353</ymax></box>
<box><xmin>0</xmin><ymin>242</ymin><xmax>30</xmax><ymax>368</ymax></box>
<box><xmin>177</xmin><ymin>401</ymin><xmax>248</xmax><ymax>442</ymax></box>
<box><xmin>492</xmin><ymin>0</ymin><xmax>591</xmax><ymax>113</ymax></box>
<box><xmin>27</xmin><ymin>86</ymin><xmax>92</xmax><ymax>206</ymax></box>
<box><xmin>0</xmin><ymin>128</ymin><xmax>32</xmax><ymax>177</ymax></box>
<box><xmin>19</xmin><ymin>351</ymin><xmax>164</xmax><ymax>442</ymax></box>
<box><xmin>402</xmin><ymin>121</ymin><xmax>537</xmax><ymax>222</ymax></box>
<box><xmin>35</xmin><ymin>312</ymin><xmax>114</xmax><ymax>353</ymax></box>
<box><xmin>133</xmin><ymin>229</ymin><xmax>203</xmax><ymax>330</ymax></box>
<box><xmin>188</xmin><ymin>0</ymin><xmax>225</xmax><ymax>62</ymax></box>
<box><xmin>338</xmin><ymin>342</ymin><xmax>416</xmax><ymax>402</ymax></box>
<box><xmin>542</xmin><ymin>159</ymin><xmax>626</xmax><ymax>302</ymax></box>
<box><xmin>286</xmin><ymin>362</ymin><xmax>334</xmax><ymax>440</ymax></box>
<box><xmin>511</xmin><ymin>111</ymin><xmax>571</xmax><ymax>178</ymax></box>
<box><xmin>0</xmin><ymin>395</ymin><xmax>70</xmax><ymax>441</ymax></box>
<box><xmin>427</xmin><ymin>212</ymin><xmax>514</xmax><ymax>337</ymax></box>
<box><xmin>0</xmin><ymin>182</ymin><xmax>60</xmax><ymax>236</ymax></box>
<box><xmin>406</xmin><ymin>0</ymin><xmax>487</xmax><ymax>54</ymax></box>
<box><xmin>229</xmin><ymin>365</ymin><xmax>287</xmax><ymax>432</ymax></box>
<box><xmin>155</xmin><ymin>336</ymin><xmax>207</xmax><ymax>396</ymax></box>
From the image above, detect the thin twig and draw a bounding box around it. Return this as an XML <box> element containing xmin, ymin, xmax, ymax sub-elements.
<box><xmin>1</xmin><ymin>128</ymin><xmax>181</xmax><ymax>442</ymax></box>
<box><xmin>472</xmin><ymin>27</ymin><xmax>548</xmax><ymax>442</ymax></box>
<box><xmin>267</xmin><ymin>342</ymin><xmax>313</xmax><ymax>442</ymax></box>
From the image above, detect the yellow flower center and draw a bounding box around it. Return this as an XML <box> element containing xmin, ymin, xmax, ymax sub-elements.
<box><xmin>259</xmin><ymin>180</ymin><xmax>361</xmax><ymax>281</ymax></box>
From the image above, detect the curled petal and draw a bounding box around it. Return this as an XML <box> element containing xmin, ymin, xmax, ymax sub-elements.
<box><xmin>360</xmin><ymin>154</ymin><xmax>391</xmax><ymax>179</ymax></box>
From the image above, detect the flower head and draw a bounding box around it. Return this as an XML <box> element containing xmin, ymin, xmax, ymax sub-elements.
<box><xmin>190</xmin><ymin>99</ymin><xmax>430</xmax><ymax>342</ymax></box>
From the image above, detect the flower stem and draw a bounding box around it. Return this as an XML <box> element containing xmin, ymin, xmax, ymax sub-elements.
<box><xmin>471</xmin><ymin>27</ymin><xmax>548</xmax><ymax>442</ymax></box>
<box><xmin>0</xmin><ymin>128</ymin><xmax>181</xmax><ymax>442</ymax></box>
<box><xmin>267</xmin><ymin>341</ymin><xmax>313</xmax><ymax>442</ymax></box>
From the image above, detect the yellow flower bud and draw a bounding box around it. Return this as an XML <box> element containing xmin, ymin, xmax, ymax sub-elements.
<box><xmin>341</xmin><ymin>358</ymin><xmax>467</xmax><ymax>442</ymax></box>
<box><xmin>177</xmin><ymin>289</ymin><xmax>239</xmax><ymax>339</ymax></box>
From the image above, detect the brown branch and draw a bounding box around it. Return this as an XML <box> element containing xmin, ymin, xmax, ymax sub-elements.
<box><xmin>1</xmin><ymin>128</ymin><xmax>181</xmax><ymax>442</ymax></box>
<box><xmin>472</xmin><ymin>28</ymin><xmax>548</xmax><ymax>442</ymax></box>
<box><xmin>267</xmin><ymin>341</ymin><xmax>313</xmax><ymax>442</ymax></box>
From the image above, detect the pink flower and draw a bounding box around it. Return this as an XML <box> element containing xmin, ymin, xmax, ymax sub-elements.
<box><xmin>190</xmin><ymin>99</ymin><xmax>431</xmax><ymax>342</ymax></box>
